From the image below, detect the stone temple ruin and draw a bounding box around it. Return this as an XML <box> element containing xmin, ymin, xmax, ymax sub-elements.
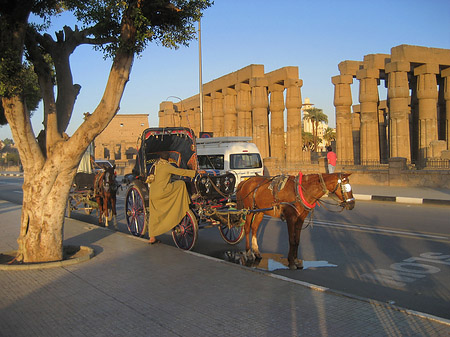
<box><xmin>158</xmin><ymin>45</ymin><xmax>450</xmax><ymax>172</ymax></box>
<box><xmin>158</xmin><ymin>64</ymin><xmax>309</xmax><ymax>170</ymax></box>
<box><xmin>333</xmin><ymin>44</ymin><xmax>450</xmax><ymax>168</ymax></box>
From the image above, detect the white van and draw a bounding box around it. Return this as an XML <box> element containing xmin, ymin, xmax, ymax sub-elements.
<box><xmin>196</xmin><ymin>137</ymin><xmax>264</xmax><ymax>186</ymax></box>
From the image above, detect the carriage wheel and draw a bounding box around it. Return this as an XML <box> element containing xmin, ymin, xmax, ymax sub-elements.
<box><xmin>219</xmin><ymin>223</ymin><xmax>245</xmax><ymax>245</ymax></box>
<box><xmin>125</xmin><ymin>186</ymin><xmax>146</xmax><ymax>237</ymax></box>
<box><xmin>172</xmin><ymin>209</ymin><xmax>198</xmax><ymax>251</ymax></box>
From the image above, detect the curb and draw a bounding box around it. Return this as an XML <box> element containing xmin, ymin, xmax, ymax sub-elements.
<box><xmin>0</xmin><ymin>172</ymin><xmax>23</xmax><ymax>177</ymax></box>
<box><xmin>353</xmin><ymin>194</ymin><xmax>450</xmax><ymax>206</ymax></box>
<box><xmin>0</xmin><ymin>245</ymin><xmax>95</xmax><ymax>270</ymax></box>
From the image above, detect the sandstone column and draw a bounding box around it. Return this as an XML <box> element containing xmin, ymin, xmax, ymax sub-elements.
<box><xmin>193</xmin><ymin>106</ymin><xmax>201</xmax><ymax>135</ymax></box>
<box><xmin>250</xmin><ymin>77</ymin><xmax>269</xmax><ymax>158</ymax></box>
<box><xmin>441</xmin><ymin>67</ymin><xmax>450</xmax><ymax>150</ymax></box>
<box><xmin>212</xmin><ymin>92</ymin><xmax>224</xmax><ymax>137</ymax></box>
<box><xmin>332</xmin><ymin>75</ymin><xmax>354</xmax><ymax>165</ymax></box>
<box><xmin>414</xmin><ymin>64</ymin><xmax>439</xmax><ymax>160</ymax></box>
<box><xmin>159</xmin><ymin>101</ymin><xmax>179</xmax><ymax>127</ymax></box>
<box><xmin>386</xmin><ymin>61</ymin><xmax>411</xmax><ymax>161</ymax></box>
<box><xmin>202</xmin><ymin>95</ymin><xmax>213</xmax><ymax>133</ymax></box>
<box><xmin>269</xmin><ymin>84</ymin><xmax>285</xmax><ymax>162</ymax></box>
<box><xmin>285</xmin><ymin>79</ymin><xmax>303</xmax><ymax>164</ymax></box>
<box><xmin>223</xmin><ymin>88</ymin><xmax>237</xmax><ymax>137</ymax></box>
<box><xmin>236</xmin><ymin>83</ymin><xmax>252</xmax><ymax>137</ymax></box>
<box><xmin>356</xmin><ymin>68</ymin><xmax>380</xmax><ymax>165</ymax></box>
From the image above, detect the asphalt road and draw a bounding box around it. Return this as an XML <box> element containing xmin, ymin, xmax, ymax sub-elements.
<box><xmin>1</xmin><ymin>175</ymin><xmax>449</xmax><ymax>319</ymax></box>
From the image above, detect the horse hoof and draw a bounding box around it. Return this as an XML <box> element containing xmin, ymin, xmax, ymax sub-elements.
<box><xmin>295</xmin><ymin>259</ymin><xmax>304</xmax><ymax>269</ymax></box>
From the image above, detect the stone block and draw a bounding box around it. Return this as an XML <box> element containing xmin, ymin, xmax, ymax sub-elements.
<box><xmin>338</xmin><ymin>60</ymin><xmax>363</xmax><ymax>76</ymax></box>
<box><xmin>441</xmin><ymin>67</ymin><xmax>450</xmax><ymax>77</ymax></box>
<box><xmin>250</xmin><ymin>77</ymin><xmax>268</xmax><ymax>87</ymax></box>
<box><xmin>332</xmin><ymin>74</ymin><xmax>353</xmax><ymax>85</ymax></box>
<box><xmin>414</xmin><ymin>63</ymin><xmax>439</xmax><ymax>76</ymax></box>
<box><xmin>429</xmin><ymin>140</ymin><xmax>447</xmax><ymax>158</ymax></box>
<box><xmin>385</xmin><ymin>61</ymin><xmax>410</xmax><ymax>73</ymax></box>
<box><xmin>388</xmin><ymin>157</ymin><xmax>407</xmax><ymax>171</ymax></box>
<box><xmin>356</xmin><ymin>68</ymin><xmax>379</xmax><ymax>79</ymax></box>
<box><xmin>363</xmin><ymin>54</ymin><xmax>391</xmax><ymax>70</ymax></box>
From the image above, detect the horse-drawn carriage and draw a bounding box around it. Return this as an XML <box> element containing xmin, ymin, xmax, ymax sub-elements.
<box><xmin>125</xmin><ymin>127</ymin><xmax>356</xmax><ymax>270</ymax></box>
<box><xmin>125</xmin><ymin>127</ymin><xmax>246</xmax><ymax>250</ymax></box>
<box><xmin>66</xmin><ymin>164</ymin><xmax>119</xmax><ymax>227</ymax></box>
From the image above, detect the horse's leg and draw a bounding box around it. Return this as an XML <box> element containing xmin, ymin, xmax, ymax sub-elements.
<box><xmin>286</xmin><ymin>214</ymin><xmax>305</xmax><ymax>270</ymax></box>
<box><xmin>96</xmin><ymin>196</ymin><xmax>103</xmax><ymax>225</ymax></box>
<box><xmin>293</xmin><ymin>219</ymin><xmax>304</xmax><ymax>269</ymax></box>
<box><xmin>244</xmin><ymin>213</ymin><xmax>254</xmax><ymax>255</ymax></box>
<box><xmin>103</xmin><ymin>194</ymin><xmax>109</xmax><ymax>227</ymax></box>
<box><xmin>250</xmin><ymin>212</ymin><xmax>264</xmax><ymax>259</ymax></box>
<box><xmin>112</xmin><ymin>195</ymin><xmax>117</xmax><ymax>228</ymax></box>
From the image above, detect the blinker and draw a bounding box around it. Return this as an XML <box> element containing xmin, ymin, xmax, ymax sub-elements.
<box><xmin>342</xmin><ymin>183</ymin><xmax>352</xmax><ymax>192</ymax></box>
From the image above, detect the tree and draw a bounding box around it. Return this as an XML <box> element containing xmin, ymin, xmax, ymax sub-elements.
<box><xmin>0</xmin><ymin>0</ymin><xmax>212</xmax><ymax>263</ymax></box>
<box><xmin>301</xmin><ymin>131</ymin><xmax>313</xmax><ymax>151</ymax></box>
<box><xmin>303</xmin><ymin>107</ymin><xmax>328</xmax><ymax>152</ymax></box>
<box><xmin>323</xmin><ymin>127</ymin><xmax>336</xmax><ymax>146</ymax></box>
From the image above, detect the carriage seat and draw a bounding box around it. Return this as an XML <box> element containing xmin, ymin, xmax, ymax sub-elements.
<box><xmin>73</xmin><ymin>172</ymin><xmax>96</xmax><ymax>191</ymax></box>
<box><xmin>195</xmin><ymin>171</ymin><xmax>236</xmax><ymax>199</ymax></box>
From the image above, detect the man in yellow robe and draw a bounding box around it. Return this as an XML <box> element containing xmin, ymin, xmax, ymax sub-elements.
<box><xmin>146</xmin><ymin>152</ymin><xmax>196</xmax><ymax>243</ymax></box>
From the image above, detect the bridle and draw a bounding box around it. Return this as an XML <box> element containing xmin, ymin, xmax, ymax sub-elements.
<box><xmin>318</xmin><ymin>173</ymin><xmax>355</xmax><ymax>208</ymax></box>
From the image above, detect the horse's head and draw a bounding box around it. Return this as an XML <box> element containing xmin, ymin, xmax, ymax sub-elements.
<box><xmin>329</xmin><ymin>173</ymin><xmax>355</xmax><ymax>210</ymax></box>
<box><xmin>102</xmin><ymin>165</ymin><xmax>117</xmax><ymax>193</ymax></box>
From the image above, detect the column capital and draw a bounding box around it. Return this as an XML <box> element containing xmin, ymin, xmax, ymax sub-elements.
<box><xmin>441</xmin><ymin>67</ymin><xmax>450</xmax><ymax>78</ymax></box>
<box><xmin>414</xmin><ymin>63</ymin><xmax>439</xmax><ymax>76</ymax></box>
<box><xmin>212</xmin><ymin>91</ymin><xmax>223</xmax><ymax>99</ymax></box>
<box><xmin>222</xmin><ymin>87</ymin><xmax>236</xmax><ymax>96</ymax></box>
<box><xmin>285</xmin><ymin>78</ymin><xmax>303</xmax><ymax>88</ymax></box>
<box><xmin>268</xmin><ymin>83</ymin><xmax>284</xmax><ymax>93</ymax></box>
<box><xmin>385</xmin><ymin>61</ymin><xmax>410</xmax><ymax>73</ymax></box>
<box><xmin>332</xmin><ymin>74</ymin><xmax>353</xmax><ymax>85</ymax></box>
<box><xmin>356</xmin><ymin>68</ymin><xmax>379</xmax><ymax>80</ymax></box>
<box><xmin>236</xmin><ymin>82</ymin><xmax>251</xmax><ymax>91</ymax></box>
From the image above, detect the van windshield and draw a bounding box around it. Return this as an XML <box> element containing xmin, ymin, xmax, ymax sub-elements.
<box><xmin>198</xmin><ymin>155</ymin><xmax>224</xmax><ymax>170</ymax></box>
<box><xmin>230</xmin><ymin>153</ymin><xmax>262</xmax><ymax>169</ymax></box>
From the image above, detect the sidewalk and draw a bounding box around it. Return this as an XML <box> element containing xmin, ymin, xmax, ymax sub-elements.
<box><xmin>0</xmin><ymin>199</ymin><xmax>449</xmax><ymax>336</ymax></box>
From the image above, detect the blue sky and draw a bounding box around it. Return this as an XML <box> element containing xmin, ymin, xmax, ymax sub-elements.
<box><xmin>1</xmin><ymin>0</ymin><xmax>449</xmax><ymax>140</ymax></box>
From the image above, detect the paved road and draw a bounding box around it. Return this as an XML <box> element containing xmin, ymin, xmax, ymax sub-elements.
<box><xmin>1</xmin><ymin>175</ymin><xmax>449</xmax><ymax>320</ymax></box>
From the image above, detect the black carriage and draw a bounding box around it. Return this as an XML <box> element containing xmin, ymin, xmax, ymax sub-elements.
<box><xmin>124</xmin><ymin>127</ymin><xmax>245</xmax><ymax>250</ymax></box>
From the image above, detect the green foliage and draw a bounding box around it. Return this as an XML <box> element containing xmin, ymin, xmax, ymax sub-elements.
<box><xmin>0</xmin><ymin>0</ymin><xmax>212</xmax><ymax>126</ymax></box>
<box><xmin>3</xmin><ymin>138</ymin><xmax>14</xmax><ymax>145</ymax></box>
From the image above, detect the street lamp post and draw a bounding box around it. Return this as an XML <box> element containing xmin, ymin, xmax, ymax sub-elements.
<box><xmin>198</xmin><ymin>18</ymin><xmax>204</xmax><ymax>133</ymax></box>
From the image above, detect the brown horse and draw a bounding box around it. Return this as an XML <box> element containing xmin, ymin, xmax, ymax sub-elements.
<box><xmin>94</xmin><ymin>165</ymin><xmax>119</xmax><ymax>227</ymax></box>
<box><xmin>236</xmin><ymin>172</ymin><xmax>355</xmax><ymax>270</ymax></box>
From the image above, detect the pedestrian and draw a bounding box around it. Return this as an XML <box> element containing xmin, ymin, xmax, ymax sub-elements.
<box><xmin>326</xmin><ymin>146</ymin><xmax>337</xmax><ymax>173</ymax></box>
<box><xmin>146</xmin><ymin>152</ymin><xmax>196</xmax><ymax>244</ymax></box>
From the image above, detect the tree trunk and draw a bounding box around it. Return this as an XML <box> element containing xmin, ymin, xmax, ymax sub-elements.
<box><xmin>17</xmin><ymin>166</ymin><xmax>75</xmax><ymax>262</ymax></box>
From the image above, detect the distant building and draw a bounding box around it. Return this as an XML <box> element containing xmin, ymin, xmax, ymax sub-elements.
<box><xmin>301</xmin><ymin>97</ymin><xmax>330</xmax><ymax>152</ymax></box>
<box><xmin>94</xmin><ymin>114</ymin><xmax>149</xmax><ymax>173</ymax></box>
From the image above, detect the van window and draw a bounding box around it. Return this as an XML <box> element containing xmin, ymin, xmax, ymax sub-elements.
<box><xmin>230</xmin><ymin>154</ymin><xmax>262</xmax><ymax>169</ymax></box>
<box><xmin>198</xmin><ymin>155</ymin><xmax>224</xmax><ymax>170</ymax></box>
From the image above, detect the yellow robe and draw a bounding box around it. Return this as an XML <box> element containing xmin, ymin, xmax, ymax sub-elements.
<box><xmin>148</xmin><ymin>160</ymin><xmax>196</xmax><ymax>237</ymax></box>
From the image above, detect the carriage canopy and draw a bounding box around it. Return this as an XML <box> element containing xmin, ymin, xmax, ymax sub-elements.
<box><xmin>132</xmin><ymin>127</ymin><xmax>198</xmax><ymax>177</ymax></box>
